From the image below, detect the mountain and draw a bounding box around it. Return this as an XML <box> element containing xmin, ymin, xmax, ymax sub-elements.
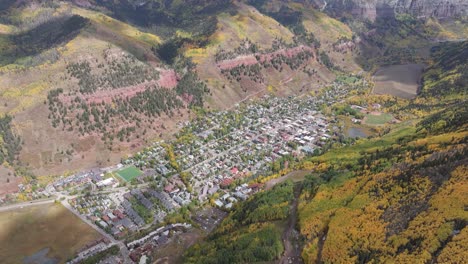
<box><xmin>318</xmin><ymin>0</ymin><xmax>468</xmax><ymax>21</ymax></box>
<box><xmin>0</xmin><ymin>0</ymin><xmax>466</xmax><ymax>182</ymax></box>
<box><xmin>0</xmin><ymin>0</ymin><xmax>467</xmax><ymax>263</ymax></box>
<box><xmin>0</xmin><ymin>0</ymin><xmax>346</xmax><ymax>176</ymax></box>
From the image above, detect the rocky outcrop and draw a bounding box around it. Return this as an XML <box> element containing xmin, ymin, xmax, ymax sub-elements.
<box><xmin>320</xmin><ymin>0</ymin><xmax>468</xmax><ymax>20</ymax></box>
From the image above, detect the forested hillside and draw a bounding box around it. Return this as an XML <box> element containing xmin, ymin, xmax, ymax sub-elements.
<box><xmin>0</xmin><ymin>115</ymin><xmax>21</xmax><ymax>166</ymax></box>
<box><xmin>299</xmin><ymin>116</ymin><xmax>467</xmax><ymax>263</ymax></box>
<box><xmin>184</xmin><ymin>181</ymin><xmax>294</xmax><ymax>263</ymax></box>
<box><xmin>302</xmin><ymin>41</ymin><xmax>468</xmax><ymax>261</ymax></box>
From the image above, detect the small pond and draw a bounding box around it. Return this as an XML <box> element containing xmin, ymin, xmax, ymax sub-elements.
<box><xmin>346</xmin><ymin>127</ymin><xmax>370</xmax><ymax>138</ymax></box>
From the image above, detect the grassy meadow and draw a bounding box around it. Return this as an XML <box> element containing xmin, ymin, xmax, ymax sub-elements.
<box><xmin>0</xmin><ymin>203</ymin><xmax>102</xmax><ymax>263</ymax></box>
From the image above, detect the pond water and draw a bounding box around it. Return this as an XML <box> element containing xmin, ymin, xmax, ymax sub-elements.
<box><xmin>346</xmin><ymin>127</ymin><xmax>369</xmax><ymax>138</ymax></box>
<box><xmin>373</xmin><ymin>64</ymin><xmax>424</xmax><ymax>99</ymax></box>
<box><xmin>23</xmin><ymin>248</ymin><xmax>59</xmax><ymax>264</ymax></box>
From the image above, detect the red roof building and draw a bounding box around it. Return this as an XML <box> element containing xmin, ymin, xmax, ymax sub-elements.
<box><xmin>248</xmin><ymin>183</ymin><xmax>264</xmax><ymax>192</ymax></box>
<box><xmin>102</xmin><ymin>215</ymin><xmax>111</xmax><ymax>224</ymax></box>
<box><xmin>164</xmin><ymin>184</ymin><xmax>175</xmax><ymax>193</ymax></box>
<box><xmin>113</xmin><ymin>209</ymin><xmax>125</xmax><ymax>219</ymax></box>
<box><xmin>220</xmin><ymin>178</ymin><xmax>234</xmax><ymax>188</ymax></box>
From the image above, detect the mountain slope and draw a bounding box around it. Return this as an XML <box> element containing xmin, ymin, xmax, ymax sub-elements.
<box><xmin>321</xmin><ymin>0</ymin><xmax>468</xmax><ymax>21</ymax></box>
<box><xmin>184</xmin><ymin>2</ymin><xmax>338</xmax><ymax>109</ymax></box>
<box><xmin>0</xmin><ymin>0</ymin><xmax>356</xmax><ymax>177</ymax></box>
<box><xmin>0</xmin><ymin>2</ymin><xmax>180</xmax><ymax>176</ymax></box>
<box><xmin>298</xmin><ymin>40</ymin><xmax>467</xmax><ymax>263</ymax></box>
<box><xmin>0</xmin><ymin>0</ymin><xmax>466</xmax><ymax>180</ymax></box>
<box><xmin>184</xmin><ymin>181</ymin><xmax>294</xmax><ymax>263</ymax></box>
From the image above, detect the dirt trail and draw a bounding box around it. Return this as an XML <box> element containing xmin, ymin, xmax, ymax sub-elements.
<box><xmin>279</xmin><ymin>183</ymin><xmax>304</xmax><ymax>264</ymax></box>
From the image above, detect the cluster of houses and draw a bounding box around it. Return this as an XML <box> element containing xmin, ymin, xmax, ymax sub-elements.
<box><xmin>214</xmin><ymin>183</ymin><xmax>254</xmax><ymax>209</ymax></box>
<box><xmin>127</xmin><ymin>223</ymin><xmax>192</xmax><ymax>263</ymax></box>
<box><xmin>50</xmin><ymin>169</ymin><xmax>104</xmax><ymax>192</ymax></box>
<box><xmin>109</xmin><ymin>95</ymin><xmax>344</xmax><ymax>217</ymax></box>
<box><xmin>70</xmin><ymin>183</ymin><xmax>191</xmax><ymax>238</ymax></box>
<box><xmin>67</xmin><ymin>238</ymin><xmax>114</xmax><ymax>264</ymax></box>
<box><xmin>70</xmin><ymin>194</ymin><xmax>137</xmax><ymax>238</ymax></box>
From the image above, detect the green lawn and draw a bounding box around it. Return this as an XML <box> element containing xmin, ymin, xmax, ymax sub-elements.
<box><xmin>310</xmin><ymin>122</ymin><xmax>417</xmax><ymax>166</ymax></box>
<box><xmin>365</xmin><ymin>113</ymin><xmax>393</xmax><ymax>125</ymax></box>
<box><xmin>115</xmin><ymin>166</ymin><xmax>142</xmax><ymax>182</ymax></box>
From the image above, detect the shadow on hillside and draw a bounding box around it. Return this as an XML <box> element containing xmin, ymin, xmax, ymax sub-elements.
<box><xmin>0</xmin><ymin>0</ymin><xmax>17</xmax><ymax>12</ymax></box>
<box><xmin>0</xmin><ymin>15</ymin><xmax>89</xmax><ymax>66</ymax></box>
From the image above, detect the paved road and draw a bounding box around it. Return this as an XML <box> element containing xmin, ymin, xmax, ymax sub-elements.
<box><xmin>61</xmin><ymin>199</ymin><xmax>133</xmax><ymax>264</ymax></box>
<box><xmin>0</xmin><ymin>198</ymin><xmax>56</xmax><ymax>212</ymax></box>
<box><xmin>62</xmin><ymin>199</ymin><xmax>117</xmax><ymax>243</ymax></box>
<box><xmin>0</xmin><ymin>183</ymin><xmax>140</xmax><ymax>212</ymax></box>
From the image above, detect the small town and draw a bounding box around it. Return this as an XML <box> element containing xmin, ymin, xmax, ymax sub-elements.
<box><xmin>2</xmin><ymin>76</ymin><xmax>367</xmax><ymax>263</ymax></box>
<box><xmin>1</xmin><ymin>1</ymin><xmax>465</xmax><ymax>263</ymax></box>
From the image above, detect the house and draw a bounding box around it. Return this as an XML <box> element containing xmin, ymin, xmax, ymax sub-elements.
<box><xmin>148</xmin><ymin>189</ymin><xmax>175</xmax><ymax>211</ymax></box>
<box><xmin>233</xmin><ymin>191</ymin><xmax>248</xmax><ymax>201</ymax></box>
<box><xmin>139</xmin><ymin>255</ymin><xmax>148</xmax><ymax>264</ymax></box>
<box><xmin>157</xmin><ymin>165</ymin><xmax>170</xmax><ymax>176</ymax></box>
<box><xmin>248</xmin><ymin>183</ymin><xmax>264</xmax><ymax>193</ymax></box>
<box><xmin>164</xmin><ymin>184</ymin><xmax>175</xmax><ymax>193</ymax></box>
<box><xmin>222</xmin><ymin>193</ymin><xmax>230</xmax><ymax>201</ymax></box>
<box><xmin>107</xmin><ymin>212</ymin><xmax>118</xmax><ymax>221</ymax></box>
<box><xmin>140</xmin><ymin>198</ymin><xmax>154</xmax><ymax>210</ymax></box>
<box><xmin>220</xmin><ymin>178</ymin><xmax>234</xmax><ymax>188</ymax></box>
<box><xmin>98</xmin><ymin>220</ymin><xmax>108</xmax><ymax>229</ymax></box>
<box><xmin>301</xmin><ymin>146</ymin><xmax>315</xmax><ymax>154</ymax></box>
<box><xmin>214</xmin><ymin>200</ymin><xmax>224</xmax><ymax>207</ymax></box>
<box><xmin>122</xmin><ymin>200</ymin><xmax>145</xmax><ymax>226</ymax></box>
<box><xmin>102</xmin><ymin>215</ymin><xmax>112</xmax><ymax>225</ymax></box>
<box><xmin>208</xmin><ymin>186</ymin><xmax>219</xmax><ymax>195</ymax></box>
<box><xmin>111</xmin><ymin>227</ymin><xmax>120</xmax><ymax>236</ymax></box>
<box><xmin>120</xmin><ymin>217</ymin><xmax>137</xmax><ymax>232</ymax></box>
<box><xmin>230</xmin><ymin>167</ymin><xmax>239</xmax><ymax>175</ymax></box>
<box><xmin>227</xmin><ymin>197</ymin><xmax>238</xmax><ymax>203</ymax></box>
<box><xmin>96</xmin><ymin>178</ymin><xmax>115</xmax><ymax>188</ymax></box>
<box><xmin>113</xmin><ymin>209</ymin><xmax>125</xmax><ymax>219</ymax></box>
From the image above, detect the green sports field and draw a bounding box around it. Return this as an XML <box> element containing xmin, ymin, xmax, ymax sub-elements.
<box><xmin>116</xmin><ymin>166</ymin><xmax>142</xmax><ymax>182</ymax></box>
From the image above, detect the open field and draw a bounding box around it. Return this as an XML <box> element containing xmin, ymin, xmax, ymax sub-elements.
<box><xmin>373</xmin><ymin>64</ymin><xmax>424</xmax><ymax>99</ymax></box>
<box><xmin>153</xmin><ymin>230</ymin><xmax>203</xmax><ymax>264</ymax></box>
<box><xmin>0</xmin><ymin>203</ymin><xmax>102</xmax><ymax>264</ymax></box>
<box><xmin>309</xmin><ymin>122</ymin><xmax>418</xmax><ymax>167</ymax></box>
<box><xmin>116</xmin><ymin>166</ymin><xmax>142</xmax><ymax>182</ymax></box>
<box><xmin>265</xmin><ymin>170</ymin><xmax>310</xmax><ymax>190</ymax></box>
<box><xmin>364</xmin><ymin>113</ymin><xmax>394</xmax><ymax>125</ymax></box>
